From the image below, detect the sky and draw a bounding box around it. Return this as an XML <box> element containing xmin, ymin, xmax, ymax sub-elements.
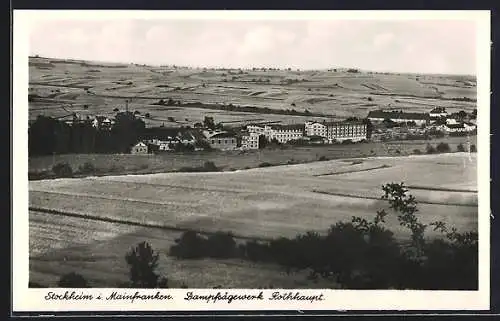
<box><xmin>29</xmin><ymin>18</ymin><xmax>478</xmax><ymax>75</ymax></box>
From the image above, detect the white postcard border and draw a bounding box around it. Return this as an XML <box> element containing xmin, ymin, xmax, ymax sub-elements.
<box><xmin>12</xmin><ymin>10</ymin><xmax>491</xmax><ymax>312</ymax></box>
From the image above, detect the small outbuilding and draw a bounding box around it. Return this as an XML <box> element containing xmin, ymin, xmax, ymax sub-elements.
<box><xmin>130</xmin><ymin>141</ymin><xmax>148</xmax><ymax>154</ymax></box>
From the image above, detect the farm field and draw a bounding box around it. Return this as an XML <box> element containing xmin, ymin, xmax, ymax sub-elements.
<box><xmin>29</xmin><ymin>56</ymin><xmax>477</xmax><ymax>127</ymax></box>
<box><xmin>29</xmin><ymin>153</ymin><xmax>478</xmax><ymax>287</ymax></box>
<box><xmin>29</xmin><ymin>136</ymin><xmax>477</xmax><ymax>177</ymax></box>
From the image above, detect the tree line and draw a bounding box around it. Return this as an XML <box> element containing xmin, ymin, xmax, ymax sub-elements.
<box><xmin>29</xmin><ymin>112</ymin><xmax>146</xmax><ymax>156</ymax></box>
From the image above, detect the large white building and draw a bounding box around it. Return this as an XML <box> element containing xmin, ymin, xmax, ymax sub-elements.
<box><xmin>325</xmin><ymin>121</ymin><xmax>367</xmax><ymax>142</ymax></box>
<box><xmin>305</xmin><ymin>120</ymin><xmax>367</xmax><ymax>142</ymax></box>
<box><xmin>367</xmin><ymin>110</ymin><xmax>430</xmax><ymax>126</ymax></box>
<box><xmin>241</xmin><ymin>131</ymin><xmax>259</xmax><ymax>150</ymax></box>
<box><xmin>304</xmin><ymin>121</ymin><xmax>328</xmax><ymax>137</ymax></box>
<box><xmin>247</xmin><ymin>124</ymin><xmax>304</xmax><ymax>144</ymax></box>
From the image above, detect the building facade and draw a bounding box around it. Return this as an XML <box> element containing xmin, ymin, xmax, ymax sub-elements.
<box><xmin>241</xmin><ymin>131</ymin><xmax>260</xmax><ymax>150</ymax></box>
<box><xmin>325</xmin><ymin>121</ymin><xmax>367</xmax><ymax>142</ymax></box>
<box><xmin>131</xmin><ymin>142</ymin><xmax>148</xmax><ymax>154</ymax></box>
<box><xmin>304</xmin><ymin>121</ymin><xmax>328</xmax><ymax>137</ymax></box>
<box><xmin>367</xmin><ymin>110</ymin><xmax>430</xmax><ymax>126</ymax></box>
<box><xmin>207</xmin><ymin>132</ymin><xmax>238</xmax><ymax>150</ymax></box>
<box><xmin>247</xmin><ymin>124</ymin><xmax>304</xmax><ymax>144</ymax></box>
<box><xmin>268</xmin><ymin>124</ymin><xmax>304</xmax><ymax>143</ymax></box>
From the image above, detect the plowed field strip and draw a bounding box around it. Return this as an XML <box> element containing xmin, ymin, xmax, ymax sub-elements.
<box><xmin>29</xmin><ymin>208</ymin><xmax>273</xmax><ymax>242</ymax></box>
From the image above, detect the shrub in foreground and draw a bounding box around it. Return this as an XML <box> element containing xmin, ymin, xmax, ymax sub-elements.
<box><xmin>52</xmin><ymin>162</ymin><xmax>73</xmax><ymax>178</ymax></box>
<box><xmin>178</xmin><ymin>161</ymin><xmax>220</xmax><ymax>173</ymax></box>
<box><xmin>425</xmin><ymin>144</ymin><xmax>436</xmax><ymax>154</ymax></box>
<box><xmin>170</xmin><ymin>231</ymin><xmax>238</xmax><ymax>259</ymax></box>
<box><xmin>125</xmin><ymin>241</ymin><xmax>168</xmax><ymax>288</ymax></box>
<box><xmin>436</xmin><ymin>142</ymin><xmax>451</xmax><ymax>153</ymax></box>
<box><xmin>78</xmin><ymin>162</ymin><xmax>96</xmax><ymax>174</ymax></box>
<box><xmin>258</xmin><ymin>162</ymin><xmax>274</xmax><ymax>168</ymax></box>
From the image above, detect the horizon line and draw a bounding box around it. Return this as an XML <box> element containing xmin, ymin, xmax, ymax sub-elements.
<box><xmin>29</xmin><ymin>54</ymin><xmax>477</xmax><ymax>78</ymax></box>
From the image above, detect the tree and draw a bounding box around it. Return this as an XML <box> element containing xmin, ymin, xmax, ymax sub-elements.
<box><xmin>78</xmin><ymin>162</ymin><xmax>96</xmax><ymax>174</ymax></box>
<box><xmin>111</xmin><ymin>111</ymin><xmax>146</xmax><ymax>153</ymax></box>
<box><xmin>258</xmin><ymin>135</ymin><xmax>268</xmax><ymax>149</ymax></box>
<box><xmin>470</xmin><ymin>144</ymin><xmax>477</xmax><ymax>153</ymax></box>
<box><xmin>203</xmin><ymin>116</ymin><xmax>216</xmax><ymax>130</ymax></box>
<box><xmin>125</xmin><ymin>241</ymin><xmax>167</xmax><ymax>288</ymax></box>
<box><xmin>457</xmin><ymin>143</ymin><xmax>465</xmax><ymax>152</ymax></box>
<box><xmin>436</xmin><ymin>142</ymin><xmax>451</xmax><ymax>153</ymax></box>
<box><xmin>426</xmin><ymin>144</ymin><xmax>436</xmax><ymax>154</ymax></box>
<box><xmin>58</xmin><ymin>272</ymin><xmax>89</xmax><ymax>287</ymax></box>
<box><xmin>362</xmin><ymin>118</ymin><xmax>374</xmax><ymax>139</ymax></box>
<box><xmin>457</xmin><ymin>110</ymin><xmax>467</xmax><ymax>120</ymax></box>
<box><xmin>52</xmin><ymin>162</ymin><xmax>73</xmax><ymax>177</ymax></box>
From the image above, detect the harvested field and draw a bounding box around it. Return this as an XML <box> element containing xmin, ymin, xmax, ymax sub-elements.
<box><xmin>29</xmin><ymin>153</ymin><xmax>478</xmax><ymax>287</ymax></box>
<box><xmin>29</xmin><ymin>56</ymin><xmax>477</xmax><ymax>125</ymax></box>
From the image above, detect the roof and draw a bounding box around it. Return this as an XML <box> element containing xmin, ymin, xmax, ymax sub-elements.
<box><xmin>134</xmin><ymin>142</ymin><xmax>147</xmax><ymax>147</ymax></box>
<box><xmin>140</xmin><ymin>127</ymin><xmax>187</xmax><ymax>140</ymax></box>
<box><xmin>367</xmin><ymin>110</ymin><xmax>430</xmax><ymax>121</ymax></box>
<box><xmin>430</xmin><ymin>107</ymin><xmax>447</xmax><ymax>113</ymax></box>
<box><xmin>324</xmin><ymin>120</ymin><xmax>365</xmax><ymax>126</ymax></box>
<box><xmin>446</xmin><ymin>124</ymin><xmax>465</xmax><ymax>129</ymax></box>
<box><xmin>209</xmin><ymin>132</ymin><xmax>237</xmax><ymax>139</ymax></box>
<box><xmin>269</xmin><ymin>124</ymin><xmax>304</xmax><ymax>130</ymax></box>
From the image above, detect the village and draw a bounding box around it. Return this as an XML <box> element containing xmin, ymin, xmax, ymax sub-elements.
<box><xmin>29</xmin><ymin>102</ymin><xmax>477</xmax><ymax>156</ymax></box>
<box><xmin>105</xmin><ymin>106</ymin><xmax>478</xmax><ymax>154</ymax></box>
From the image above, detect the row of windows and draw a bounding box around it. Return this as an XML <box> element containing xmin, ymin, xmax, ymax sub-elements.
<box><xmin>210</xmin><ymin>139</ymin><xmax>236</xmax><ymax>144</ymax></box>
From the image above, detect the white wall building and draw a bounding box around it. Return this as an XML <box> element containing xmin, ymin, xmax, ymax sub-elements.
<box><xmin>325</xmin><ymin>121</ymin><xmax>367</xmax><ymax>142</ymax></box>
<box><xmin>429</xmin><ymin>107</ymin><xmax>448</xmax><ymax>118</ymax></box>
<box><xmin>241</xmin><ymin>132</ymin><xmax>259</xmax><ymax>150</ymax></box>
<box><xmin>247</xmin><ymin>124</ymin><xmax>304</xmax><ymax>144</ymax></box>
<box><xmin>305</xmin><ymin>121</ymin><xmax>328</xmax><ymax>137</ymax></box>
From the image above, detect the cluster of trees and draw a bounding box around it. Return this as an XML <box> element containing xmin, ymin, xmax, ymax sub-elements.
<box><xmin>167</xmin><ymin>183</ymin><xmax>478</xmax><ymax>289</ymax></box>
<box><xmin>178</xmin><ymin>161</ymin><xmax>220</xmax><ymax>173</ymax></box>
<box><xmin>29</xmin><ymin>112</ymin><xmax>146</xmax><ymax>156</ymax></box>
<box><xmin>425</xmin><ymin>142</ymin><xmax>451</xmax><ymax>154</ymax></box>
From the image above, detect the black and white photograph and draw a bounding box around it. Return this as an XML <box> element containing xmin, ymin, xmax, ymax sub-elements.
<box><xmin>12</xmin><ymin>10</ymin><xmax>490</xmax><ymax>312</ymax></box>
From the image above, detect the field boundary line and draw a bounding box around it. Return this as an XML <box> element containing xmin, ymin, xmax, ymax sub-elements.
<box><xmin>100</xmin><ymin>179</ymin><xmax>250</xmax><ymax>194</ymax></box>
<box><xmin>405</xmin><ymin>185</ymin><xmax>478</xmax><ymax>193</ymax></box>
<box><xmin>314</xmin><ymin>164</ymin><xmax>392</xmax><ymax>177</ymax></box>
<box><xmin>30</xmin><ymin>190</ymin><xmax>207</xmax><ymax>208</ymax></box>
<box><xmin>29</xmin><ymin>207</ymin><xmax>273</xmax><ymax>242</ymax></box>
<box><xmin>311</xmin><ymin>190</ymin><xmax>478</xmax><ymax>207</ymax></box>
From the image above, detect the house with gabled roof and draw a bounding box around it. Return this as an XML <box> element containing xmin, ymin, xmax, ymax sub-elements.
<box><xmin>130</xmin><ymin>141</ymin><xmax>148</xmax><ymax>154</ymax></box>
